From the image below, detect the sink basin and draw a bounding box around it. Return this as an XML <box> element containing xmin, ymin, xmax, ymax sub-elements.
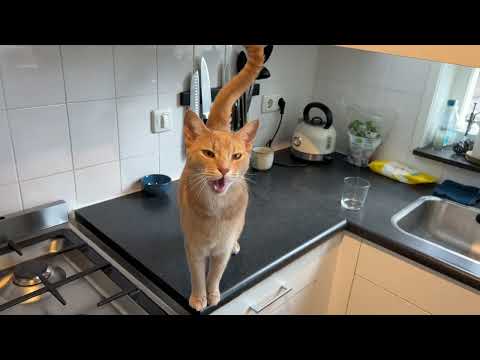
<box><xmin>392</xmin><ymin>196</ymin><xmax>480</xmax><ymax>263</ymax></box>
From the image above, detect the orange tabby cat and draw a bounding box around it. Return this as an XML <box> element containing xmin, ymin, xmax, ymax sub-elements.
<box><xmin>178</xmin><ymin>45</ymin><xmax>265</xmax><ymax>311</ymax></box>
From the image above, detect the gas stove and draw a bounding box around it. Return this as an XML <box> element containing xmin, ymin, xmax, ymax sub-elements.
<box><xmin>0</xmin><ymin>201</ymin><xmax>175</xmax><ymax>315</ymax></box>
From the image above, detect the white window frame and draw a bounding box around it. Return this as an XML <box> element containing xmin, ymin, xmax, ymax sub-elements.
<box><xmin>455</xmin><ymin>68</ymin><xmax>480</xmax><ymax>136</ymax></box>
<box><xmin>412</xmin><ymin>63</ymin><xmax>480</xmax><ymax>151</ymax></box>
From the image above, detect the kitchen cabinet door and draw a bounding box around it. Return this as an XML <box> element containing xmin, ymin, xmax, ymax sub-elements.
<box><xmin>266</xmin><ymin>281</ymin><xmax>330</xmax><ymax>315</ymax></box>
<box><xmin>356</xmin><ymin>240</ymin><xmax>480</xmax><ymax>315</ymax></box>
<box><xmin>347</xmin><ymin>274</ymin><xmax>429</xmax><ymax>315</ymax></box>
<box><xmin>337</xmin><ymin>45</ymin><xmax>480</xmax><ymax>68</ymax></box>
<box><xmin>327</xmin><ymin>233</ymin><xmax>362</xmax><ymax>314</ymax></box>
<box><xmin>211</xmin><ymin>232</ymin><xmax>342</xmax><ymax>315</ymax></box>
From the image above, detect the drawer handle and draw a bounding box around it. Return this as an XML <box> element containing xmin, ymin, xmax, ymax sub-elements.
<box><xmin>248</xmin><ymin>286</ymin><xmax>292</xmax><ymax>313</ymax></box>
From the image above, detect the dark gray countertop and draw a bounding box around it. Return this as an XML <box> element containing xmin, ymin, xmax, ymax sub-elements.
<box><xmin>75</xmin><ymin>149</ymin><xmax>480</xmax><ymax>314</ymax></box>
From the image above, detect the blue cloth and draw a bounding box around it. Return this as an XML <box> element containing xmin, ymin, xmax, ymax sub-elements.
<box><xmin>433</xmin><ymin>180</ymin><xmax>480</xmax><ymax>206</ymax></box>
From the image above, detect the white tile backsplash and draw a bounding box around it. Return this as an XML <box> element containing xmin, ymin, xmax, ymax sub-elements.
<box><xmin>68</xmin><ymin>99</ymin><xmax>119</xmax><ymax>169</ymax></box>
<box><xmin>313</xmin><ymin>45</ymin><xmax>479</xmax><ymax>186</ymax></box>
<box><xmin>9</xmin><ymin>104</ymin><xmax>72</xmax><ymax>180</ymax></box>
<box><xmin>157</xmin><ymin>45</ymin><xmax>193</xmax><ymax>94</ymax></box>
<box><xmin>61</xmin><ymin>45</ymin><xmax>115</xmax><ymax>102</ymax></box>
<box><xmin>20</xmin><ymin>171</ymin><xmax>75</xmax><ymax>211</ymax></box>
<box><xmin>75</xmin><ymin>161</ymin><xmax>121</xmax><ymax>208</ymax></box>
<box><xmin>114</xmin><ymin>45</ymin><xmax>157</xmax><ymax>98</ymax></box>
<box><xmin>0</xmin><ymin>46</ymin><xmax>65</xmax><ymax>108</ymax></box>
<box><xmin>158</xmin><ymin>92</ymin><xmax>183</xmax><ymax>149</ymax></box>
<box><xmin>0</xmin><ymin>110</ymin><xmax>18</xmax><ymax>185</ymax></box>
<box><xmin>6</xmin><ymin>45</ymin><xmax>457</xmax><ymax>217</ymax></box>
<box><xmin>373</xmin><ymin>90</ymin><xmax>422</xmax><ymax>163</ymax></box>
<box><xmin>160</xmin><ymin>146</ymin><xmax>185</xmax><ymax>181</ymax></box>
<box><xmin>386</xmin><ymin>55</ymin><xmax>431</xmax><ymax>95</ymax></box>
<box><xmin>117</xmin><ymin>95</ymin><xmax>158</xmax><ymax>159</ymax></box>
<box><xmin>0</xmin><ymin>183</ymin><xmax>22</xmax><ymax>216</ymax></box>
<box><xmin>121</xmin><ymin>154</ymin><xmax>159</xmax><ymax>193</ymax></box>
<box><xmin>0</xmin><ymin>76</ymin><xmax>5</xmax><ymax>109</ymax></box>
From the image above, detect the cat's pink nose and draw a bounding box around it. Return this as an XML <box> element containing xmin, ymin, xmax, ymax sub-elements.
<box><xmin>218</xmin><ymin>167</ymin><xmax>229</xmax><ymax>176</ymax></box>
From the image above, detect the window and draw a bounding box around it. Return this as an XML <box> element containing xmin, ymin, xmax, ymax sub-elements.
<box><xmin>453</xmin><ymin>68</ymin><xmax>479</xmax><ymax>136</ymax></box>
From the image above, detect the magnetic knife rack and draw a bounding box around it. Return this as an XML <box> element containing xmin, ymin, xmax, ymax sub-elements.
<box><xmin>179</xmin><ymin>83</ymin><xmax>260</xmax><ymax>107</ymax></box>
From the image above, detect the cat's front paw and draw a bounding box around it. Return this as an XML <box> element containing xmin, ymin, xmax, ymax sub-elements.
<box><xmin>207</xmin><ymin>290</ymin><xmax>221</xmax><ymax>306</ymax></box>
<box><xmin>189</xmin><ymin>294</ymin><xmax>207</xmax><ymax>312</ymax></box>
<box><xmin>231</xmin><ymin>242</ymin><xmax>240</xmax><ymax>255</ymax></box>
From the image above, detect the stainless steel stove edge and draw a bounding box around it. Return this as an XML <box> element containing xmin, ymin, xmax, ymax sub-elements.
<box><xmin>69</xmin><ymin>221</ymin><xmax>189</xmax><ymax>315</ymax></box>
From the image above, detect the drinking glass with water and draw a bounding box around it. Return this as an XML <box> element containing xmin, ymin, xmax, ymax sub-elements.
<box><xmin>341</xmin><ymin>177</ymin><xmax>370</xmax><ymax>210</ymax></box>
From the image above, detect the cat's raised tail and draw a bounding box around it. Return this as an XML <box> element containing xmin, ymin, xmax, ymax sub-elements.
<box><xmin>206</xmin><ymin>45</ymin><xmax>265</xmax><ymax>132</ymax></box>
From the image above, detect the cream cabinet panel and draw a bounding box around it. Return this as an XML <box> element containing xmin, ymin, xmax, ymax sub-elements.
<box><xmin>356</xmin><ymin>240</ymin><xmax>480</xmax><ymax>315</ymax></box>
<box><xmin>266</xmin><ymin>281</ymin><xmax>328</xmax><ymax>315</ymax></box>
<box><xmin>327</xmin><ymin>233</ymin><xmax>362</xmax><ymax>314</ymax></box>
<box><xmin>337</xmin><ymin>45</ymin><xmax>480</xmax><ymax>68</ymax></box>
<box><xmin>212</xmin><ymin>233</ymin><xmax>341</xmax><ymax>315</ymax></box>
<box><xmin>347</xmin><ymin>275</ymin><xmax>428</xmax><ymax>315</ymax></box>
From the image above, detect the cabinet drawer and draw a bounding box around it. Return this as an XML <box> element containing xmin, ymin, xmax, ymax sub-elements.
<box><xmin>266</xmin><ymin>281</ymin><xmax>330</xmax><ymax>315</ymax></box>
<box><xmin>212</xmin><ymin>234</ymin><xmax>341</xmax><ymax>315</ymax></box>
<box><xmin>356</xmin><ymin>240</ymin><xmax>480</xmax><ymax>314</ymax></box>
<box><xmin>347</xmin><ymin>275</ymin><xmax>428</xmax><ymax>315</ymax></box>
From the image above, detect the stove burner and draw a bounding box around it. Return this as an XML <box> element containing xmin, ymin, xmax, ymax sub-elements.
<box><xmin>13</xmin><ymin>260</ymin><xmax>53</xmax><ymax>287</ymax></box>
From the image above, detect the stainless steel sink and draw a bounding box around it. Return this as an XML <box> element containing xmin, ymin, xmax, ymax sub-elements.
<box><xmin>392</xmin><ymin>196</ymin><xmax>480</xmax><ymax>263</ymax></box>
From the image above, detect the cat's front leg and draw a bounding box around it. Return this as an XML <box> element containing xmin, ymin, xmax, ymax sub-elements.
<box><xmin>186</xmin><ymin>249</ymin><xmax>208</xmax><ymax>312</ymax></box>
<box><xmin>231</xmin><ymin>241</ymin><xmax>240</xmax><ymax>255</ymax></box>
<box><xmin>206</xmin><ymin>252</ymin><xmax>232</xmax><ymax>306</ymax></box>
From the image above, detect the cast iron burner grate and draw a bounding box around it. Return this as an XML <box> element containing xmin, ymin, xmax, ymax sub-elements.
<box><xmin>0</xmin><ymin>230</ymin><xmax>142</xmax><ymax>313</ymax></box>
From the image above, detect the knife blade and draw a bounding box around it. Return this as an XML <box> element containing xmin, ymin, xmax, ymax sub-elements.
<box><xmin>223</xmin><ymin>63</ymin><xmax>230</xmax><ymax>87</ymax></box>
<box><xmin>200</xmin><ymin>57</ymin><xmax>212</xmax><ymax>120</ymax></box>
<box><xmin>190</xmin><ymin>70</ymin><xmax>200</xmax><ymax>116</ymax></box>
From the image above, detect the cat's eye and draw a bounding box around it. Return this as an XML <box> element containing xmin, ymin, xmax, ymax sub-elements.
<box><xmin>202</xmin><ymin>149</ymin><xmax>215</xmax><ymax>158</ymax></box>
<box><xmin>232</xmin><ymin>153</ymin><xmax>242</xmax><ymax>160</ymax></box>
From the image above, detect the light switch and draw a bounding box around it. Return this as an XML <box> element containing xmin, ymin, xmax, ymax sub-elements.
<box><xmin>151</xmin><ymin>110</ymin><xmax>171</xmax><ymax>133</ymax></box>
<box><xmin>161</xmin><ymin>112</ymin><xmax>171</xmax><ymax>130</ymax></box>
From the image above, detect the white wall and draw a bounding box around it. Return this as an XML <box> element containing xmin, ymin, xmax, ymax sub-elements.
<box><xmin>0</xmin><ymin>45</ymin><xmax>318</xmax><ymax>216</ymax></box>
<box><xmin>313</xmin><ymin>45</ymin><xmax>480</xmax><ymax>187</ymax></box>
<box><xmin>229</xmin><ymin>45</ymin><xmax>319</xmax><ymax>147</ymax></box>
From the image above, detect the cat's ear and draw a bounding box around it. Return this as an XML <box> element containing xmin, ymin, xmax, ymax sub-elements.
<box><xmin>184</xmin><ymin>110</ymin><xmax>209</xmax><ymax>146</ymax></box>
<box><xmin>236</xmin><ymin>119</ymin><xmax>259</xmax><ymax>150</ymax></box>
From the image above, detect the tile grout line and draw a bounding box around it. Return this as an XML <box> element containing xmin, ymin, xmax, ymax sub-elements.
<box><xmin>0</xmin><ymin>70</ymin><xmax>24</xmax><ymax>211</ymax></box>
<box><xmin>112</xmin><ymin>45</ymin><xmax>124</xmax><ymax>194</ymax></box>
<box><xmin>156</xmin><ymin>45</ymin><xmax>161</xmax><ymax>174</ymax></box>
<box><xmin>58</xmin><ymin>45</ymin><xmax>78</xmax><ymax>211</ymax></box>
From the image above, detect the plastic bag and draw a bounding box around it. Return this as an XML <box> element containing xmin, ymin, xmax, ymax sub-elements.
<box><xmin>346</xmin><ymin>105</ymin><xmax>385</xmax><ymax>167</ymax></box>
<box><xmin>369</xmin><ymin>160</ymin><xmax>438</xmax><ymax>184</ymax></box>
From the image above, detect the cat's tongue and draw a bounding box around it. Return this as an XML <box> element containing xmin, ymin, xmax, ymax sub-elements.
<box><xmin>211</xmin><ymin>177</ymin><xmax>226</xmax><ymax>193</ymax></box>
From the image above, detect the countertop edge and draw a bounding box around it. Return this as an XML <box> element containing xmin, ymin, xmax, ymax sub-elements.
<box><xmin>202</xmin><ymin>220</ymin><xmax>347</xmax><ymax>314</ymax></box>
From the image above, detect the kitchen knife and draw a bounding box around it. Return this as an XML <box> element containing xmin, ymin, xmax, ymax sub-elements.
<box><xmin>200</xmin><ymin>57</ymin><xmax>212</xmax><ymax>120</ymax></box>
<box><xmin>190</xmin><ymin>70</ymin><xmax>200</xmax><ymax>116</ymax></box>
<box><xmin>223</xmin><ymin>63</ymin><xmax>230</xmax><ymax>86</ymax></box>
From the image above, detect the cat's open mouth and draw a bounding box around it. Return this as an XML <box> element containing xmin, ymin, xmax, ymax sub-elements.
<box><xmin>209</xmin><ymin>177</ymin><xmax>231</xmax><ymax>194</ymax></box>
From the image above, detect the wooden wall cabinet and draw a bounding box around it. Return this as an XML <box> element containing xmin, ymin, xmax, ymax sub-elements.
<box><xmin>337</xmin><ymin>45</ymin><xmax>480</xmax><ymax>68</ymax></box>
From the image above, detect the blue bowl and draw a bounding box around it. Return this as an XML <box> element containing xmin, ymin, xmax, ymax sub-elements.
<box><xmin>142</xmin><ymin>174</ymin><xmax>172</xmax><ymax>196</ymax></box>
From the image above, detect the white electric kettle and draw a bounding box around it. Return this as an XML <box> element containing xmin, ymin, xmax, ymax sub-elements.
<box><xmin>291</xmin><ymin>102</ymin><xmax>336</xmax><ymax>162</ymax></box>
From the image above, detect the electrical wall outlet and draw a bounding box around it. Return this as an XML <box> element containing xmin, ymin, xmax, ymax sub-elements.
<box><xmin>151</xmin><ymin>110</ymin><xmax>172</xmax><ymax>133</ymax></box>
<box><xmin>261</xmin><ymin>95</ymin><xmax>281</xmax><ymax>113</ymax></box>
